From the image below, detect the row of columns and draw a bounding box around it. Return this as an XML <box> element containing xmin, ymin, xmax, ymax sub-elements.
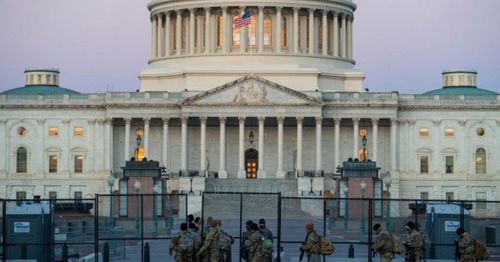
<box><xmin>150</xmin><ymin>7</ymin><xmax>353</xmax><ymax>59</ymax></box>
<box><xmin>121</xmin><ymin>117</ymin><xmax>398</xmax><ymax>177</ymax></box>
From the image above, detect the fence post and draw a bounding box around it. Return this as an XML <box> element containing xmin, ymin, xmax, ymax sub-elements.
<box><xmin>21</xmin><ymin>243</ymin><xmax>27</xmax><ymax>259</ymax></box>
<box><xmin>62</xmin><ymin>243</ymin><xmax>69</xmax><ymax>262</ymax></box>
<box><xmin>348</xmin><ymin>244</ymin><xmax>354</xmax><ymax>258</ymax></box>
<box><xmin>277</xmin><ymin>193</ymin><xmax>282</xmax><ymax>262</ymax></box>
<box><xmin>144</xmin><ymin>242</ymin><xmax>150</xmax><ymax>262</ymax></box>
<box><xmin>367</xmin><ymin>199</ymin><xmax>373</xmax><ymax>262</ymax></box>
<box><xmin>2</xmin><ymin>199</ymin><xmax>7</xmax><ymax>262</ymax></box>
<box><xmin>94</xmin><ymin>194</ymin><xmax>99</xmax><ymax>262</ymax></box>
<box><xmin>103</xmin><ymin>242</ymin><xmax>109</xmax><ymax>262</ymax></box>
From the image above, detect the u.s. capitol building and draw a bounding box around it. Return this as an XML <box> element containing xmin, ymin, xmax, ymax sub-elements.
<box><xmin>1</xmin><ymin>0</ymin><xmax>499</xmax><ymax>215</ymax></box>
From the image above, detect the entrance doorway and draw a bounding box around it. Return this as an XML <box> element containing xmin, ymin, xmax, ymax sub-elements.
<box><xmin>245</xmin><ymin>149</ymin><xmax>258</xmax><ymax>179</ymax></box>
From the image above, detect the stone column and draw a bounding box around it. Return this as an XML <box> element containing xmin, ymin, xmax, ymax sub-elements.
<box><xmin>372</xmin><ymin>118</ymin><xmax>379</xmax><ymax>162</ymax></box>
<box><xmin>176</xmin><ymin>10</ymin><xmax>182</xmax><ymax>55</ymax></box>
<box><xmin>258</xmin><ymin>6</ymin><xmax>264</xmax><ymax>53</ymax></box>
<box><xmin>322</xmin><ymin>10</ymin><xmax>328</xmax><ymax>56</ymax></box>
<box><xmin>165</xmin><ymin>12</ymin><xmax>171</xmax><ymax>56</ymax></box>
<box><xmin>105</xmin><ymin>118</ymin><xmax>113</xmax><ymax>171</ymax></box>
<box><xmin>63</xmin><ymin>118</ymin><xmax>71</xmax><ymax>173</ymax></box>
<box><xmin>240</xmin><ymin>6</ymin><xmax>247</xmax><ymax>53</ymax></box>
<box><xmin>200</xmin><ymin>117</ymin><xmax>207</xmax><ymax>175</ymax></box>
<box><xmin>390</xmin><ymin>118</ymin><xmax>398</xmax><ymax>171</ymax></box>
<box><xmin>222</xmin><ymin>7</ymin><xmax>228</xmax><ymax>52</ymax></box>
<box><xmin>258</xmin><ymin>117</ymin><xmax>266</xmax><ymax>178</ymax></box>
<box><xmin>189</xmin><ymin>9</ymin><xmax>195</xmax><ymax>55</ymax></box>
<box><xmin>152</xmin><ymin>15</ymin><xmax>157</xmax><ymax>58</ymax></box>
<box><xmin>238</xmin><ymin>117</ymin><xmax>246</xmax><ymax>178</ymax></box>
<box><xmin>276</xmin><ymin>117</ymin><xmax>285</xmax><ymax>178</ymax></box>
<box><xmin>162</xmin><ymin>117</ymin><xmax>169</xmax><ymax>167</ymax></box>
<box><xmin>347</xmin><ymin>15</ymin><xmax>352</xmax><ymax>59</ymax></box>
<box><xmin>308</xmin><ymin>9</ymin><xmax>315</xmax><ymax>55</ymax></box>
<box><xmin>158</xmin><ymin>14</ymin><xmax>164</xmax><ymax>57</ymax></box>
<box><xmin>315</xmin><ymin>117</ymin><xmax>322</xmax><ymax>172</ymax></box>
<box><xmin>0</xmin><ymin>119</ymin><xmax>6</xmax><ymax>173</ymax></box>
<box><xmin>352</xmin><ymin>118</ymin><xmax>359</xmax><ymax>158</ymax></box>
<box><xmin>341</xmin><ymin>13</ymin><xmax>347</xmax><ymax>57</ymax></box>
<box><xmin>219</xmin><ymin>117</ymin><xmax>227</xmax><ymax>178</ymax></box>
<box><xmin>276</xmin><ymin>6</ymin><xmax>282</xmax><ymax>53</ymax></box>
<box><xmin>293</xmin><ymin>8</ymin><xmax>299</xmax><ymax>54</ymax></box>
<box><xmin>333</xmin><ymin>12</ymin><xmax>338</xmax><ymax>56</ymax></box>
<box><xmin>296</xmin><ymin>117</ymin><xmax>303</xmax><ymax>176</ymax></box>
<box><xmin>334</xmin><ymin>118</ymin><xmax>341</xmax><ymax>168</ymax></box>
<box><xmin>205</xmin><ymin>7</ymin><xmax>211</xmax><ymax>53</ymax></box>
<box><xmin>181</xmin><ymin>117</ymin><xmax>188</xmax><ymax>172</ymax></box>
<box><xmin>144</xmin><ymin>117</ymin><xmax>150</xmax><ymax>159</ymax></box>
<box><xmin>124</xmin><ymin>118</ymin><xmax>131</xmax><ymax>161</ymax></box>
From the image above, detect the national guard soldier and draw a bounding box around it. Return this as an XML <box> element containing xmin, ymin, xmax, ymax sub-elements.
<box><xmin>189</xmin><ymin>223</ymin><xmax>202</xmax><ymax>262</ymax></box>
<box><xmin>456</xmin><ymin>227</ymin><xmax>476</xmax><ymax>262</ymax></box>
<box><xmin>169</xmin><ymin>223</ymin><xmax>195</xmax><ymax>262</ymax></box>
<box><xmin>197</xmin><ymin>220</ymin><xmax>221</xmax><ymax>262</ymax></box>
<box><xmin>241</xmin><ymin>220</ymin><xmax>254</xmax><ymax>261</ymax></box>
<box><xmin>372</xmin><ymin>223</ymin><xmax>394</xmax><ymax>262</ymax></box>
<box><xmin>244</xmin><ymin>223</ymin><xmax>263</xmax><ymax>262</ymax></box>
<box><xmin>259</xmin><ymin>218</ymin><xmax>274</xmax><ymax>262</ymax></box>
<box><xmin>301</xmin><ymin>223</ymin><xmax>320</xmax><ymax>262</ymax></box>
<box><xmin>405</xmin><ymin>221</ymin><xmax>423</xmax><ymax>262</ymax></box>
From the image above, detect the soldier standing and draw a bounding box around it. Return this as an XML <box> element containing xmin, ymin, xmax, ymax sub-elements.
<box><xmin>405</xmin><ymin>221</ymin><xmax>423</xmax><ymax>262</ymax></box>
<box><xmin>259</xmin><ymin>218</ymin><xmax>273</xmax><ymax>262</ymax></box>
<box><xmin>197</xmin><ymin>221</ymin><xmax>221</xmax><ymax>262</ymax></box>
<box><xmin>456</xmin><ymin>228</ymin><xmax>476</xmax><ymax>262</ymax></box>
<box><xmin>241</xmin><ymin>220</ymin><xmax>254</xmax><ymax>261</ymax></box>
<box><xmin>189</xmin><ymin>223</ymin><xmax>202</xmax><ymax>262</ymax></box>
<box><xmin>372</xmin><ymin>223</ymin><xmax>394</xmax><ymax>262</ymax></box>
<box><xmin>169</xmin><ymin>223</ymin><xmax>195</xmax><ymax>262</ymax></box>
<box><xmin>301</xmin><ymin>223</ymin><xmax>320</xmax><ymax>262</ymax></box>
<box><xmin>244</xmin><ymin>223</ymin><xmax>263</xmax><ymax>262</ymax></box>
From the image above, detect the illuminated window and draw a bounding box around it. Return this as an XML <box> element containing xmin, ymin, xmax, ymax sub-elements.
<box><xmin>445</xmin><ymin>156</ymin><xmax>454</xmax><ymax>174</ymax></box>
<box><xmin>445</xmin><ymin>192</ymin><xmax>454</xmax><ymax>201</ymax></box>
<box><xmin>30</xmin><ymin>75</ymin><xmax>34</xmax><ymax>85</ymax></box>
<box><xmin>74</xmin><ymin>155</ymin><xmax>83</xmax><ymax>173</ymax></box>
<box><xmin>476</xmin><ymin>192</ymin><xmax>486</xmax><ymax>210</ymax></box>
<box><xmin>232</xmin><ymin>15</ymin><xmax>241</xmax><ymax>46</ymax></box>
<box><xmin>420</xmin><ymin>156</ymin><xmax>429</xmax><ymax>174</ymax></box>
<box><xmin>37</xmin><ymin>74</ymin><xmax>42</xmax><ymax>84</ymax></box>
<box><xmin>16</xmin><ymin>191</ymin><xmax>27</xmax><ymax>200</ymax></box>
<box><xmin>217</xmin><ymin>15</ymin><xmax>223</xmax><ymax>47</ymax></box>
<box><xmin>74</xmin><ymin>127</ymin><xmax>84</xmax><ymax>136</ymax></box>
<box><xmin>419</xmin><ymin>127</ymin><xmax>429</xmax><ymax>137</ymax></box>
<box><xmin>49</xmin><ymin>127</ymin><xmax>58</xmax><ymax>136</ymax></box>
<box><xmin>248</xmin><ymin>13</ymin><xmax>256</xmax><ymax>46</ymax></box>
<box><xmin>459</xmin><ymin>75</ymin><xmax>465</xmax><ymax>86</ymax></box>
<box><xmin>476</xmin><ymin>148</ymin><xmax>486</xmax><ymax>174</ymax></box>
<box><xmin>281</xmin><ymin>16</ymin><xmax>287</xmax><ymax>48</ymax></box>
<box><xmin>16</xmin><ymin>147</ymin><xmax>27</xmax><ymax>173</ymax></box>
<box><xmin>445</xmin><ymin>127</ymin><xmax>454</xmax><ymax>137</ymax></box>
<box><xmin>263</xmin><ymin>15</ymin><xmax>272</xmax><ymax>46</ymax></box>
<box><xmin>18</xmin><ymin>127</ymin><xmax>27</xmax><ymax>136</ymax></box>
<box><xmin>49</xmin><ymin>191</ymin><xmax>57</xmax><ymax>200</ymax></box>
<box><xmin>49</xmin><ymin>155</ymin><xmax>58</xmax><ymax>173</ymax></box>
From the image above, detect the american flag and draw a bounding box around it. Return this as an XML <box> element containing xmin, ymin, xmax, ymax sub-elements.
<box><xmin>233</xmin><ymin>10</ymin><xmax>252</xmax><ymax>29</ymax></box>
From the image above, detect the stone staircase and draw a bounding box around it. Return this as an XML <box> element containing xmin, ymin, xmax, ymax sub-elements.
<box><xmin>204</xmin><ymin>178</ymin><xmax>298</xmax><ymax>196</ymax></box>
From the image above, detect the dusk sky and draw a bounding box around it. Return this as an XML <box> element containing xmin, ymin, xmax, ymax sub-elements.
<box><xmin>0</xmin><ymin>0</ymin><xmax>499</xmax><ymax>94</ymax></box>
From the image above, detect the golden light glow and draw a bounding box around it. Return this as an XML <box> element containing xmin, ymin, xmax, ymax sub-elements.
<box><xmin>135</xmin><ymin>128</ymin><xmax>144</xmax><ymax>137</ymax></box>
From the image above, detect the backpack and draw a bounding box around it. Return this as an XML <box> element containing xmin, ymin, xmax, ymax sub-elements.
<box><xmin>391</xmin><ymin>234</ymin><xmax>404</xmax><ymax>254</ymax></box>
<box><xmin>473</xmin><ymin>238</ymin><xmax>489</xmax><ymax>260</ymax></box>
<box><xmin>318</xmin><ymin>237</ymin><xmax>335</xmax><ymax>255</ymax></box>
<box><xmin>218</xmin><ymin>230</ymin><xmax>234</xmax><ymax>251</ymax></box>
<box><xmin>178</xmin><ymin>232</ymin><xmax>195</xmax><ymax>254</ymax></box>
<box><xmin>421</xmin><ymin>233</ymin><xmax>432</xmax><ymax>251</ymax></box>
<box><xmin>261</xmin><ymin>238</ymin><xmax>274</xmax><ymax>255</ymax></box>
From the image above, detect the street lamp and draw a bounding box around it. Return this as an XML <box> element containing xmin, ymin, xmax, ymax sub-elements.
<box><xmin>360</xmin><ymin>180</ymin><xmax>367</xmax><ymax>237</ymax></box>
<box><xmin>308</xmin><ymin>176</ymin><xmax>315</xmax><ymax>196</ymax></box>
<box><xmin>343</xmin><ymin>188</ymin><xmax>349</xmax><ymax>230</ymax></box>
<box><xmin>383</xmin><ymin>172</ymin><xmax>392</xmax><ymax>232</ymax></box>
<box><xmin>153</xmin><ymin>182</ymin><xmax>160</xmax><ymax>231</ymax></box>
<box><xmin>134</xmin><ymin>179</ymin><xmax>141</xmax><ymax>235</ymax></box>
<box><xmin>248</xmin><ymin>131</ymin><xmax>255</xmax><ymax>144</ymax></box>
<box><xmin>107</xmin><ymin>173</ymin><xmax>115</xmax><ymax>227</ymax></box>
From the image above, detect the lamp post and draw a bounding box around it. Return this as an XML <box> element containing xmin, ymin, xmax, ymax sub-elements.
<box><xmin>343</xmin><ymin>188</ymin><xmax>349</xmax><ymax>230</ymax></box>
<box><xmin>308</xmin><ymin>176</ymin><xmax>315</xmax><ymax>196</ymax></box>
<box><xmin>248</xmin><ymin>131</ymin><xmax>255</xmax><ymax>145</ymax></box>
<box><xmin>153</xmin><ymin>182</ymin><xmax>160</xmax><ymax>231</ymax></box>
<box><xmin>383</xmin><ymin>172</ymin><xmax>392</xmax><ymax>232</ymax></box>
<box><xmin>360</xmin><ymin>179</ymin><xmax>367</xmax><ymax>237</ymax></box>
<box><xmin>107</xmin><ymin>173</ymin><xmax>115</xmax><ymax>227</ymax></box>
<box><xmin>134</xmin><ymin>179</ymin><xmax>141</xmax><ymax>235</ymax></box>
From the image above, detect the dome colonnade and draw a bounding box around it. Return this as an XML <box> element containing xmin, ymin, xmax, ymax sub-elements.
<box><xmin>148</xmin><ymin>1</ymin><xmax>355</xmax><ymax>61</ymax></box>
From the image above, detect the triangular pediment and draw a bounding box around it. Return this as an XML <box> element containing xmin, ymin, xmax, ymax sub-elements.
<box><xmin>182</xmin><ymin>76</ymin><xmax>322</xmax><ymax>106</ymax></box>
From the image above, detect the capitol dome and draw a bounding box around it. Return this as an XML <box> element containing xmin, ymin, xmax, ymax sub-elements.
<box><xmin>140</xmin><ymin>0</ymin><xmax>364</xmax><ymax>92</ymax></box>
<box><xmin>1</xmin><ymin>68</ymin><xmax>79</xmax><ymax>95</ymax></box>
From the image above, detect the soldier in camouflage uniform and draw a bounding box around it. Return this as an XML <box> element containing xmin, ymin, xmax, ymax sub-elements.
<box><xmin>372</xmin><ymin>223</ymin><xmax>394</xmax><ymax>262</ymax></box>
<box><xmin>241</xmin><ymin>220</ymin><xmax>254</xmax><ymax>261</ymax></box>
<box><xmin>405</xmin><ymin>221</ymin><xmax>423</xmax><ymax>262</ymax></box>
<box><xmin>197</xmin><ymin>220</ymin><xmax>221</xmax><ymax>262</ymax></box>
<box><xmin>244</xmin><ymin>223</ymin><xmax>263</xmax><ymax>262</ymax></box>
<box><xmin>169</xmin><ymin>223</ymin><xmax>194</xmax><ymax>262</ymax></box>
<box><xmin>189</xmin><ymin>223</ymin><xmax>203</xmax><ymax>262</ymax></box>
<box><xmin>259</xmin><ymin>218</ymin><xmax>273</xmax><ymax>262</ymax></box>
<box><xmin>456</xmin><ymin>228</ymin><xmax>476</xmax><ymax>262</ymax></box>
<box><xmin>301</xmin><ymin>223</ymin><xmax>320</xmax><ymax>262</ymax></box>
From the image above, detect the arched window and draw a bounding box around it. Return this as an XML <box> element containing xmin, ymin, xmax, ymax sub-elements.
<box><xmin>281</xmin><ymin>16</ymin><xmax>287</xmax><ymax>48</ymax></box>
<box><xmin>216</xmin><ymin>15</ymin><xmax>223</xmax><ymax>47</ymax></box>
<box><xmin>16</xmin><ymin>147</ymin><xmax>27</xmax><ymax>173</ymax></box>
<box><xmin>264</xmin><ymin>15</ymin><xmax>272</xmax><ymax>46</ymax></box>
<box><xmin>232</xmin><ymin>15</ymin><xmax>241</xmax><ymax>46</ymax></box>
<box><xmin>476</xmin><ymin>148</ymin><xmax>486</xmax><ymax>174</ymax></box>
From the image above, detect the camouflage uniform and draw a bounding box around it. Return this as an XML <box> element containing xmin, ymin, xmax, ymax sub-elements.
<box><xmin>405</xmin><ymin>230</ymin><xmax>423</xmax><ymax>262</ymax></box>
<box><xmin>189</xmin><ymin>229</ymin><xmax>203</xmax><ymax>262</ymax></box>
<box><xmin>260</xmin><ymin>227</ymin><xmax>273</xmax><ymax>262</ymax></box>
<box><xmin>169</xmin><ymin>231</ymin><xmax>194</xmax><ymax>262</ymax></box>
<box><xmin>373</xmin><ymin>229</ymin><xmax>393</xmax><ymax>262</ymax></box>
<box><xmin>245</xmin><ymin>230</ymin><xmax>263</xmax><ymax>262</ymax></box>
<box><xmin>241</xmin><ymin>229</ymin><xmax>251</xmax><ymax>261</ymax></box>
<box><xmin>458</xmin><ymin>233</ymin><xmax>476</xmax><ymax>262</ymax></box>
<box><xmin>198</xmin><ymin>228</ymin><xmax>220</xmax><ymax>262</ymax></box>
<box><xmin>302</xmin><ymin>230</ymin><xmax>320</xmax><ymax>262</ymax></box>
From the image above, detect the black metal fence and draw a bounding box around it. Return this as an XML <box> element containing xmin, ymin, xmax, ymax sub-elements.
<box><xmin>1</xmin><ymin>195</ymin><xmax>500</xmax><ymax>261</ymax></box>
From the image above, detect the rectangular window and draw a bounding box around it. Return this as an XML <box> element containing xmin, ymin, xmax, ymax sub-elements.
<box><xmin>445</xmin><ymin>127</ymin><xmax>454</xmax><ymax>137</ymax></box>
<box><xmin>419</xmin><ymin>128</ymin><xmax>429</xmax><ymax>137</ymax></box>
<box><xmin>446</xmin><ymin>192</ymin><xmax>454</xmax><ymax>201</ymax></box>
<box><xmin>476</xmin><ymin>192</ymin><xmax>487</xmax><ymax>210</ymax></box>
<box><xmin>74</xmin><ymin>155</ymin><xmax>83</xmax><ymax>173</ymax></box>
<box><xmin>16</xmin><ymin>191</ymin><xmax>27</xmax><ymax>200</ymax></box>
<box><xmin>74</xmin><ymin>127</ymin><xmax>84</xmax><ymax>136</ymax></box>
<box><xmin>420</xmin><ymin>192</ymin><xmax>429</xmax><ymax>202</ymax></box>
<box><xmin>49</xmin><ymin>127</ymin><xmax>58</xmax><ymax>136</ymax></box>
<box><xmin>49</xmin><ymin>191</ymin><xmax>57</xmax><ymax>200</ymax></box>
<box><xmin>445</xmin><ymin>156</ymin><xmax>454</xmax><ymax>174</ymax></box>
<box><xmin>420</xmin><ymin>156</ymin><xmax>429</xmax><ymax>174</ymax></box>
<box><xmin>74</xmin><ymin>191</ymin><xmax>83</xmax><ymax>203</ymax></box>
<box><xmin>49</xmin><ymin>155</ymin><xmax>58</xmax><ymax>173</ymax></box>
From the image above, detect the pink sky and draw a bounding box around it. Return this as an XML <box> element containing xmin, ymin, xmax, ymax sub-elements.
<box><xmin>0</xmin><ymin>0</ymin><xmax>499</xmax><ymax>94</ymax></box>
